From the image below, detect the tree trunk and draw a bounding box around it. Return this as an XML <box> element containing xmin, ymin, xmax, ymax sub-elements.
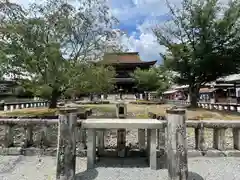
<box><xmin>49</xmin><ymin>89</ymin><xmax>59</xmax><ymax>109</ymax></box>
<box><xmin>189</xmin><ymin>85</ymin><xmax>199</xmax><ymax>108</ymax></box>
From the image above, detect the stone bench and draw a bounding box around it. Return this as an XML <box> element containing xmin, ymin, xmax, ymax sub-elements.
<box><xmin>82</xmin><ymin>118</ymin><xmax>165</xmax><ymax>170</ymax></box>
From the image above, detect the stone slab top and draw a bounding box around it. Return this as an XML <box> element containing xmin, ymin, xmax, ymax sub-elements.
<box><xmin>82</xmin><ymin>118</ymin><xmax>165</xmax><ymax>129</ymax></box>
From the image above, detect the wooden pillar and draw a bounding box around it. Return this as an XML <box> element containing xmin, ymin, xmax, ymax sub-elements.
<box><xmin>213</xmin><ymin>128</ymin><xmax>226</xmax><ymax>151</ymax></box>
<box><xmin>233</xmin><ymin>128</ymin><xmax>240</xmax><ymax>150</ymax></box>
<box><xmin>56</xmin><ymin>108</ymin><xmax>77</xmax><ymax>180</ymax></box>
<box><xmin>166</xmin><ymin>108</ymin><xmax>188</xmax><ymax>180</ymax></box>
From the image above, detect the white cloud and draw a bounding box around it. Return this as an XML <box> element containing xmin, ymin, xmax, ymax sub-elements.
<box><xmin>9</xmin><ymin>0</ymin><xmax>233</xmax><ymax>63</ymax></box>
<box><xmin>110</xmin><ymin>0</ymin><xmax>174</xmax><ymax>62</ymax></box>
<box><xmin>110</xmin><ymin>0</ymin><xmax>232</xmax><ymax>62</ymax></box>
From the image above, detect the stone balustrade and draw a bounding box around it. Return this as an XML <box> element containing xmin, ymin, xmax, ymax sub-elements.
<box><xmin>2</xmin><ymin>101</ymin><xmax>49</xmax><ymax>111</ymax></box>
<box><xmin>0</xmin><ymin>118</ymin><xmax>240</xmax><ymax>157</ymax></box>
<box><xmin>1</xmin><ymin>112</ymin><xmax>240</xmax><ymax>179</ymax></box>
<box><xmin>165</xmin><ymin>99</ymin><xmax>190</xmax><ymax>106</ymax></box>
<box><xmin>197</xmin><ymin>102</ymin><xmax>240</xmax><ymax>112</ymax></box>
<box><xmin>165</xmin><ymin>99</ymin><xmax>240</xmax><ymax>113</ymax></box>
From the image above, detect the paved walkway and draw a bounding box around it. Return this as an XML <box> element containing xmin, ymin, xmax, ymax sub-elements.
<box><xmin>0</xmin><ymin>156</ymin><xmax>240</xmax><ymax>180</ymax></box>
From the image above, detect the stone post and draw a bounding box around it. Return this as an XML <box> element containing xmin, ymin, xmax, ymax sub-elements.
<box><xmin>195</xmin><ymin>122</ymin><xmax>205</xmax><ymax>152</ymax></box>
<box><xmin>96</xmin><ymin>130</ymin><xmax>105</xmax><ymax>155</ymax></box>
<box><xmin>116</xmin><ymin>102</ymin><xmax>127</xmax><ymax>157</ymax></box>
<box><xmin>138</xmin><ymin>129</ymin><xmax>145</xmax><ymax>150</ymax></box>
<box><xmin>23</xmin><ymin>126</ymin><xmax>33</xmax><ymax>147</ymax></box>
<box><xmin>233</xmin><ymin>128</ymin><xmax>240</xmax><ymax>150</ymax></box>
<box><xmin>166</xmin><ymin>108</ymin><xmax>188</xmax><ymax>180</ymax></box>
<box><xmin>56</xmin><ymin>108</ymin><xmax>77</xmax><ymax>180</ymax></box>
<box><xmin>158</xmin><ymin>127</ymin><xmax>166</xmax><ymax>150</ymax></box>
<box><xmin>3</xmin><ymin>125</ymin><xmax>13</xmax><ymax>147</ymax></box>
<box><xmin>213</xmin><ymin>128</ymin><xmax>226</xmax><ymax>151</ymax></box>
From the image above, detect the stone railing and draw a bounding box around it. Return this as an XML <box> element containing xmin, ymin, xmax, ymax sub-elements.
<box><xmin>197</xmin><ymin>102</ymin><xmax>240</xmax><ymax>112</ymax></box>
<box><xmin>164</xmin><ymin>99</ymin><xmax>190</xmax><ymax>106</ymax></box>
<box><xmin>2</xmin><ymin>101</ymin><xmax>49</xmax><ymax>111</ymax></box>
<box><xmin>1</xmin><ymin>109</ymin><xmax>240</xmax><ymax>179</ymax></box>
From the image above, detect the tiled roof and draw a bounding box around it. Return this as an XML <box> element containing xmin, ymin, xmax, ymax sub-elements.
<box><xmin>217</xmin><ymin>74</ymin><xmax>240</xmax><ymax>82</ymax></box>
<box><xmin>199</xmin><ymin>88</ymin><xmax>218</xmax><ymax>93</ymax></box>
<box><xmin>100</xmin><ymin>52</ymin><xmax>157</xmax><ymax>64</ymax></box>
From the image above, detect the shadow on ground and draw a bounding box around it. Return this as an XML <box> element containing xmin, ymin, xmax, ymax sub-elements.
<box><xmin>96</xmin><ymin>157</ymin><xmax>149</xmax><ymax>168</ymax></box>
<box><xmin>76</xmin><ymin>169</ymin><xmax>98</xmax><ymax>180</ymax></box>
<box><xmin>188</xmin><ymin>171</ymin><xmax>204</xmax><ymax>180</ymax></box>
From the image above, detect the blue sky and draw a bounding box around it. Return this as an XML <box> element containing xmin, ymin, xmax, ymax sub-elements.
<box><xmin>13</xmin><ymin>0</ymin><xmax>181</xmax><ymax>63</ymax></box>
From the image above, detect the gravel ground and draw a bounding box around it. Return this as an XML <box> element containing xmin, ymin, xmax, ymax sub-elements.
<box><xmin>0</xmin><ymin>156</ymin><xmax>240</xmax><ymax>180</ymax></box>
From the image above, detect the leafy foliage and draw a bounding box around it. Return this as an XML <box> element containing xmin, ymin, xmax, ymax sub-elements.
<box><xmin>1</xmin><ymin>0</ymin><xmax>123</xmax><ymax>108</ymax></box>
<box><xmin>153</xmin><ymin>0</ymin><xmax>240</xmax><ymax>106</ymax></box>
<box><xmin>131</xmin><ymin>66</ymin><xmax>173</xmax><ymax>94</ymax></box>
<box><xmin>64</xmin><ymin>64</ymin><xmax>116</xmax><ymax>97</ymax></box>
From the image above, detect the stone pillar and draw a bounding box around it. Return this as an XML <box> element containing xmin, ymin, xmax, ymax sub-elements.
<box><xmin>87</xmin><ymin>129</ymin><xmax>96</xmax><ymax>169</ymax></box>
<box><xmin>4</xmin><ymin>105</ymin><xmax>8</xmax><ymax>111</ymax></box>
<box><xmin>56</xmin><ymin>108</ymin><xmax>77</xmax><ymax>180</ymax></box>
<box><xmin>140</xmin><ymin>94</ymin><xmax>143</xmax><ymax>100</ymax></box>
<box><xmin>195</xmin><ymin>122</ymin><xmax>205</xmax><ymax>152</ymax></box>
<box><xmin>23</xmin><ymin>126</ymin><xmax>33</xmax><ymax>147</ymax></box>
<box><xmin>146</xmin><ymin>129</ymin><xmax>151</xmax><ymax>157</ymax></box>
<box><xmin>3</xmin><ymin>125</ymin><xmax>13</xmax><ymax>147</ymax></box>
<box><xmin>158</xmin><ymin>127</ymin><xmax>165</xmax><ymax>150</ymax></box>
<box><xmin>150</xmin><ymin>129</ymin><xmax>157</xmax><ymax>170</ymax></box>
<box><xmin>233</xmin><ymin>128</ymin><xmax>240</xmax><ymax>150</ymax></box>
<box><xmin>138</xmin><ymin>129</ymin><xmax>145</xmax><ymax>150</ymax></box>
<box><xmin>97</xmin><ymin>130</ymin><xmax>105</xmax><ymax>155</ymax></box>
<box><xmin>213</xmin><ymin>128</ymin><xmax>226</xmax><ymax>150</ymax></box>
<box><xmin>39</xmin><ymin>125</ymin><xmax>50</xmax><ymax>147</ymax></box>
<box><xmin>116</xmin><ymin>102</ymin><xmax>127</xmax><ymax>157</ymax></box>
<box><xmin>166</xmin><ymin>108</ymin><xmax>188</xmax><ymax>180</ymax></box>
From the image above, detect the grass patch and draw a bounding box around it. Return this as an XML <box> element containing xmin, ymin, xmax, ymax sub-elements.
<box><xmin>78</xmin><ymin>104</ymin><xmax>116</xmax><ymax>112</ymax></box>
<box><xmin>135</xmin><ymin>113</ymin><xmax>149</xmax><ymax>119</ymax></box>
<box><xmin>1</xmin><ymin>103</ymin><xmax>240</xmax><ymax>120</ymax></box>
<box><xmin>0</xmin><ymin>108</ymin><xmax>58</xmax><ymax>117</ymax></box>
<box><xmin>130</xmin><ymin>100</ymin><xmax>164</xmax><ymax>105</ymax></box>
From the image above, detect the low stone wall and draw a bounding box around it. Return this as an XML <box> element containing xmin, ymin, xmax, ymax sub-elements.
<box><xmin>0</xmin><ymin>117</ymin><xmax>240</xmax><ymax>157</ymax></box>
<box><xmin>2</xmin><ymin>101</ymin><xmax>49</xmax><ymax>111</ymax></box>
<box><xmin>165</xmin><ymin>99</ymin><xmax>240</xmax><ymax>113</ymax></box>
<box><xmin>197</xmin><ymin>102</ymin><xmax>240</xmax><ymax>113</ymax></box>
<box><xmin>129</xmin><ymin>100</ymin><xmax>164</xmax><ymax>105</ymax></box>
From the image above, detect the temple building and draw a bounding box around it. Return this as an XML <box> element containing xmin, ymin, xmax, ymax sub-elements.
<box><xmin>98</xmin><ymin>52</ymin><xmax>157</xmax><ymax>93</ymax></box>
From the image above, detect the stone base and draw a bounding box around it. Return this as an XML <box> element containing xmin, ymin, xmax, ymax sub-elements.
<box><xmin>0</xmin><ymin>147</ymin><xmax>22</xmax><ymax>155</ymax></box>
<box><xmin>1</xmin><ymin>148</ymin><xmax>240</xmax><ymax>158</ymax></box>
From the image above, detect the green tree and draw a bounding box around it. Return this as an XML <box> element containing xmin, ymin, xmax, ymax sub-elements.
<box><xmin>64</xmin><ymin>63</ymin><xmax>116</xmax><ymax>99</ymax></box>
<box><xmin>1</xmin><ymin>0</ymin><xmax>122</xmax><ymax>108</ymax></box>
<box><xmin>132</xmin><ymin>66</ymin><xmax>173</xmax><ymax>95</ymax></box>
<box><xmin>153</xmin><ymin>0</ymin><xmax>240</xmax><ymax>107</ymax></box>
<box><xmin>86</xmin><ymin>65</ymin><xmax>116</xmax><ymax>94</ymax></box>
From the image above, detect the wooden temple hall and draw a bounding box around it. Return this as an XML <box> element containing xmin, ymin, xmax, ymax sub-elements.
<box><xmin>98</xmin><ymin>52</ymin><xmax>157</xmax><ymax>93</ymax></box>
<box><xmin>163</xmin><ymin>74</ymin><xmax>240</xmax><ymax>104</ymax></box>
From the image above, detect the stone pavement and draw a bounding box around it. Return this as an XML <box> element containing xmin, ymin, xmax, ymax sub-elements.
<box><xmin>0</xmin><ymin>156</ymin><xmax>240</xmax><ymax>180</ymax></box>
